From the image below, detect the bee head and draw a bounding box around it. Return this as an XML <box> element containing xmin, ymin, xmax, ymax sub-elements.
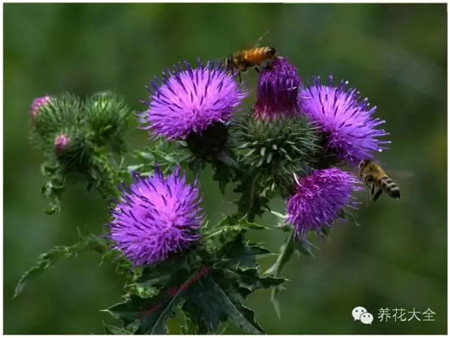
<box><xmin>267</xmin><ymin>47</ymin><xmax>277</xmax><ymax>57</ymax></box>
<box><xmin>224</xmin><ymin>55</ymin><xmax>234</xmax><ymax>72</ymax></box>
<box><xmin>358</xmin><ymin>159</ymin><xmax>371</xmax><ymax>170</ymax></box>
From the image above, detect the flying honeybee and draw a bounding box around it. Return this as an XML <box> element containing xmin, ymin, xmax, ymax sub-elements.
<box><xmin>225</xmin><ymin>46</ymin><xmax>277</xmax><ymax>78</ymax></box>
<box><xmin>358</xmin><ymin>159</ymin><xmax>401</xmax><ymax>202</ymax></box>
<box><xmin>225</xmin><ymin>32</ymin><xmax>277</xmax><ymax>80</ymax></box>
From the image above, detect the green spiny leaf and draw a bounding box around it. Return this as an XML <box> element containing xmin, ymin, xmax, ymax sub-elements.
<box><xmin>14</xmin><ymin>232</ymin><xmax>108</xmax><ymax>297</ymax></box>
<box><xmin>103</xmin><ymin>322</ymin><xmax>138</xmax><ymax>334</ymax></box>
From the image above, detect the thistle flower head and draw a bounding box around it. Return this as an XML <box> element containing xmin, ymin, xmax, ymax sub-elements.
<box><xmin>300</xmin><ymin>75</ymin><xmax>389</xmax><ymax>164</ymax></box>
<box><xmin>141</xmin><ymin>60</ymin><xmax>247</xmax><ymax>140</ymax></box>
<box><xmin>109</xmin><ymin>167</ymin><xmax>203</xmax><ymax>266</ymax></box>
<box><xmin>254</xmin><ymin>57</ymin><xmax>301</xmax><ymax>120</ymax></box>
<box><xmin>287</xmin><ymin>168</ymin><xmax>361</xmax><ymax>237</ymax></box>
<box><xmin>54</xmin><ymin>133</ymin><xmax>70</xmax><ymax>151</ymax></box>
<box><xmin>233</xmin><ymin>110</ymin><xmax>319</xmax><ymax>195</ymax></box>
<box><xmin>30</xmin><ymin>95</ymin><xmax>51</xmax><ymax>120</ymax></box>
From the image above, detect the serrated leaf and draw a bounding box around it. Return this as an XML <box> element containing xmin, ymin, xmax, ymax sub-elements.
<box><xmin>108</xmin><ymin>267</ymin><xmax>203</xmax><ymax>334</ymax></box>
<box><xmin>103</xmin><ymin>322</ymin><xmax>138</xmax><ymax>334</ymax></box>
<box><xmin>294</xmin><ymin>237</ymin><xmax>317</xmax><ymax>257</ymax></box>
<box><xmin>217</xmin><ymin>235</ymin><xmax>271</xmax><ymax>268</ymax></box>
<box><xmin>224</xmin><ymin>267</ymin><xmax>284</xmax><ymax>294</ymax></box>
<box><xmin>205</xmin><ymin>216</ymin><xmax>268</xmax><ymax>242</ymax></box>
<box><xmin>236</xmin><ymin>216</ymin><xmax>268</xmax><ymax>230</ymax></box>
<box><xmin>270</xmin><ymin>283</ymin><xmax>283</xmax><ymax>319</ymax></box>
<box><xmin>212</xmin><ymin>159</ymin><xmax>235</xmax><ymax>195</ymax></box>
<box><xmin>14</xmin><ymin>232</ymin><xmax>108</xmax><ymax>297</ymax></box>
<box><xmin>107</xmin><ymin>234</ymin><xmax>277</xmax><ymax>334</ymax></box>
<box><xmin>183</xmin><ymin>273</ymin><xmax>264</xmax><ymax>334</ymax></box>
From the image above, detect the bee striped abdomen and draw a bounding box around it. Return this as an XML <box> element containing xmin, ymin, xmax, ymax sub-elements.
<box><xmin>378</xmin><ymin>175</ymin><xmax>400</xmax><ymax>199</ymax></box>
<box><xmin>244</xmin><ymin>47</ymin><xmax>276</xmax><ymax>64</ymax></box>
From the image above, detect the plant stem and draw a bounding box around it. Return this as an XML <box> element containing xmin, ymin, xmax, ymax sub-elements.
<box><xmin>265</xmin><ymin>229</ymin><xmax>295</xmax><ymax>318</ymax></box>
<box><xmin>246</xmin><ymin>172</ymin><xmax>261</xmax><ymax>222</ymax></box>
<box><xmin>266</xmin><ymin>229</ymin><xmax>295</xmax><ymax>277</ymax></box>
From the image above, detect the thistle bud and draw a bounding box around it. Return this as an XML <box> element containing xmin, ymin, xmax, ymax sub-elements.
<box><xmin>54</xmin><ymin>133</ymin><xmax>71</xmax><ymax>153</ymax></box>
<box><xmin>30</xmin><ymin>95</ymin><xmax>51</xmax><ymax>120</ymax></box>
<box><xmin>254</xmin><ymin>58</ymin><xmax>301</xmax><ymax>120</ymax></box>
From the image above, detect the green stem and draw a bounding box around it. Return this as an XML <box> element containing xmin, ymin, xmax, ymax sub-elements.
<box><xmin>265</xmin><ymin>229</ymin><xmax>295</xmax><ymax>318</ymax></box>
<box><xmin>266</xmin><ymin>229</ymin><xmax>295</xmax><ymax>277</ymax></box>
<box><xmin>246</xmin><ymin>172</ymin><xmax>261</xmax><ymax>222</ymax></box>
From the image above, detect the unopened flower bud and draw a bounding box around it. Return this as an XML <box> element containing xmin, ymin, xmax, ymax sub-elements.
<box><xmin>30</xmin><ymin>95</ymin><xmax>51</xmax><ymax>120</ymax></box>
<box><xmin>54</xmin><ymin>133</ymin><xmax>70</xmax><ymax>152</ymax></box>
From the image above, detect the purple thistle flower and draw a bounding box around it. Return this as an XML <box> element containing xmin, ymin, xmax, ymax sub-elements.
<box><xmin>140</xmin><ymin>60</ymin><xmax>247</xmax><ymax>140</ymax></box>
<box><xmin>30</xmin><ymin>95</ymin><xmax>51</xmax><ymax>120</ymax></box>
<box><xmin>299</xmin><ymin>75</ymin><xmax>389</xmax><ymax>164</ymax></box>
<box><xmin>54</xmin><ymin>133</ymin><xmax>70</xmax><ymax>151</ymax></box>
<box><xmin>286</xmin><ymin>168</ymin><xmax>362</xmax><ymax>237</ymax></box>
<box><xmin>109</xmin><ymin>167</ymin><xmax>203</xmax><ymax>266</ymax></box>
<box><xmin>254</xmin><ymin>57</ymin><xmax>301</xmax><ymax>120</ymax></box>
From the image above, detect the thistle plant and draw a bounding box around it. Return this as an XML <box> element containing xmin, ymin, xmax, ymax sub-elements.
<box><xmin>17</xmin><ymin>51</ymin><xmax>393</xmax><ymax>334</ymax></box>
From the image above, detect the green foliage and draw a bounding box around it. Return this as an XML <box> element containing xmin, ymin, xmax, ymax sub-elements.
<box><xmin>234</xmin><ymin>172</ymin><xmax>270</xmax><ymax>221</ymax></box>
<box><xmin>129</xmin><ymin>140</ymin><xmax>191</xmax><ymax>177</ymax></box>
<box><xmin>103</xmin><ymin>322</ymin><xmax>139</xmax><ymax>334</ymax></box>
<box><xmin>40</xmin><ymin>161</ymin><xmax>65</xmax><ymax>214</ymax></box>
<box><xmin>29</xmin><ymin>92</ymin><xmax>133</xmax><ymax>212</ymax></box>
<box><xmin>106</xmin><ymin>216</ymin><xmax>283</xmax><ymax>334</ymax></box>
<box><xmin>265</xmin><ymin>212</ymin><xmax>317</xmax><ymax>318</ymax></box>
<box><xmin>14</xmin><ymin>230</ymin><xmax>109</xmax><ymax>298</ymax></box>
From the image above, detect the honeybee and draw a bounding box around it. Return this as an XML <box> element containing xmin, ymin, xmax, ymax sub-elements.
<box><xmin>358</xmin><ymin>159</ymin><xmax>401</xmax><ymax>202</ymax></box>
<box><xmin>225</xmin><ymin>46</ymin><xmax>277</xmax><ymax>79</ymax></box>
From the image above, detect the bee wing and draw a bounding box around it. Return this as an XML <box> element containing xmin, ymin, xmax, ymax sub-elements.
<box><xmin>391</xmin><ymin>170</ymin><xmax>415</xmax><ymax>179</ymax></box>
<box><xmin>376</xmin><ymin>161</ymin><xmax>414</xmax><ymax>180</ymax></box>
<box><xmin>248</xmin><ymin>30</ymin><xmax>270</xmax><ymax>48</ymax></box>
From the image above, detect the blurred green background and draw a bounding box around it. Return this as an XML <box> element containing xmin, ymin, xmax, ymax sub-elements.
<box><xmin>4</xmin><ymin>3</ymin><xmax>447</xmax><ymax>334</ymax></box>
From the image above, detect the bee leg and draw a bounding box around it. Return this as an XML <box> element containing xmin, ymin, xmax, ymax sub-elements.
<box><xmin>255</xmin><ymin>66</ymin><xmax>261</xmax><ymax>73</ymax></box>
<box><xmin>373</xmin><ymin>188</ymin><xmax>383</xmax><ymax>202</ymax></box>
<box><xmin>364</xmin><ymin>184</ymin><xmax>374</xmax><ymax>206</ymax></box>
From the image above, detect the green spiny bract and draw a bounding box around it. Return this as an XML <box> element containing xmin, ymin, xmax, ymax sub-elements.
<box><xmin>85</xmin><ymin>91</ymin><xmax>131</xmax><ymax>153</ymax></box>
<box><xmin>30</xmin><ymin>93</ymin><xmax>83</xmax><ymax>150</ymax></box>
<box><xmin>232</xmin><ymin>109</ymin><xmax>320</xmax><ymax>197</ymax></box>
<box><xmin>29</xmin><ymin>92</ymin><xmax>132</xmax><ymax>212</ymax></box>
